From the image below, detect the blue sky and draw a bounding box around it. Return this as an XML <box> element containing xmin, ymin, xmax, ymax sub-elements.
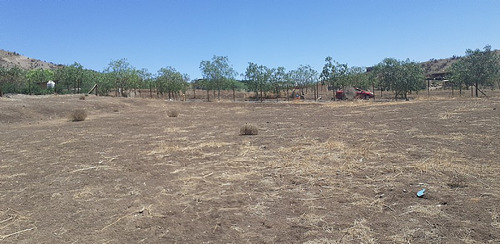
<box><xmin>1</xmin><ymin>0</ymin><xmax>499</xmax><ymax>79</ymax></box>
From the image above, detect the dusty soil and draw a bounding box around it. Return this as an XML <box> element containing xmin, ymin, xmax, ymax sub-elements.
<box><xmin>1</xmin><ymin>94</ymin><xmax>499</xmax><ymax>243</ymax></box>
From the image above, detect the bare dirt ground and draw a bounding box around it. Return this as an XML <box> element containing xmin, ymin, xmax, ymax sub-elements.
<box><xmin>1</xmin><ymin>93</ymin><xmax>499</xmax><ymax>243</ymax></box>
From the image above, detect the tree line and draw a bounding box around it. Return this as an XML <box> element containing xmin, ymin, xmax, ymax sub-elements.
<box><xmin>0</xmin><ymin>59</ymin><xmax>190</xmax><ymax>99</ymax></box>
<box><xmin>1</xmin><ymin>45</ymin><xmax>499</xmax><ymax>99</ymax></box>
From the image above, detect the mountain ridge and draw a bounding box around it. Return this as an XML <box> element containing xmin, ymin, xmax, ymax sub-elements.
<box><xmin>2</xmin><ymin>48</ymin><xmax>499</xmax><ymax>76</ymax></box>
<box><xmin>0</xmin><ymin>49</ymin><xmax>63</xmax><ymax>70</ymax></box>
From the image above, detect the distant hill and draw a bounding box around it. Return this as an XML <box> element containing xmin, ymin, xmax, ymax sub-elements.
<box><xmin>0</xmin><ymin>49</ymin><xmax>63</xmax><ymax>70</ymax></box>
<box><xmin>420</xmin><ymin>50</ymin><xmax>500</xmax><ymax>76</ymax></box>
<box><xmin>2</xmin><ymin>48</ymin><xmax>499</xmax><ymax>76</ymax></box>
<box><xmin>420</xmin><ymin>56</ymin><xmax>460</xmax><ymax>75</ymax></box>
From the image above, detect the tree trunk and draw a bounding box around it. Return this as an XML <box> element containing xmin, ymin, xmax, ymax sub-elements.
<box><xmin>316</xmin><ymin>82</ymin><xmax>319</xmax><ymax>100</ymax></box>
<box><xmin>207</xmin><ymin>89</ymin><xmax>210</xmax><ymax>102</ymax></box>
<box><xmin>427</xmin><ymin>79</ymin><xmax>430</xmax><ymax>96</ymax></box>
<box><xmin>475</xmin><ymin>81</ymin><xmax>479</xmax><ymax>97</ymax></box>
<box><xmin>372</xmin><ymin>83</ymin><xmax>375</xmax><ymax>100</ymax></box>
<box><xmin>232</xmin><ymin>86</ymin><xmax>235</xmax><ymax>102</ymax></box>
<box><xmin>260</xmin><ymin>87</ymin><xmax>263</xmax><ymax>102</ymax></box>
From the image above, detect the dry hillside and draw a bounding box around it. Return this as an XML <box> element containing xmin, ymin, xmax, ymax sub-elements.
<box><xmin>0</xmin><ymin>49</ymin><xmax>62</xmax><ymax>70</ymax></box>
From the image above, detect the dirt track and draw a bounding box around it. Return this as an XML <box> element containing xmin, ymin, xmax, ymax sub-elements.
<box><xmin>1</xmin><ymin>94</ymin><xmax>499</xmax><ymax>243</ymax></box>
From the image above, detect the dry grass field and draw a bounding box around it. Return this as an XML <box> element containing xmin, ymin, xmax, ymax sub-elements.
<box><xmin>1</xmin><ymin>93</ymin><xmax>499</xmax><ymax>243</ymax></box>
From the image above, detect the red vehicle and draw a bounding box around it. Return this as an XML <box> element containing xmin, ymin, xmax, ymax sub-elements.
<box><xmin>336</xmin><ymin>88</ymin><xmax>375</xmax><ymax>100</ymax></box>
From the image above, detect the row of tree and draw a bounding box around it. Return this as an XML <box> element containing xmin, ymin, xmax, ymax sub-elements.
<box><xmin>449</xmin><ymin>45</ymin><xmax>500</xmax><ymax>97</ymax></box>
<box><xmin>1</xmin><ymin>45</ymin><xmax>499</xmax><ymax>99</ymax></box>
<box><xmin>196</xmin><ymin>55</ymin><xmax>423</xmax><ymax>101</ymax></box>
<box><xmin>0</xmin><ymin>59</ymin><xmax>190</xmax><ymax>98</ymax></box>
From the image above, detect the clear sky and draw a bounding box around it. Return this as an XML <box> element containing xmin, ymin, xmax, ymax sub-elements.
<box><xmin>1</xmin><ymin>0</ymin><xmax>499</xmax><ymax>79</ymax></box>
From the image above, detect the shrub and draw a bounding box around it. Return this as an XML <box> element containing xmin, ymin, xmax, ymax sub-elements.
<box><xmin>448</xmin><ymin>173</ymin><xmax>467</xmax><ymax>188</ymax></box>
<box><xmin>167</xmin><ymin>110</ymin><xmax>179</xmax><ymax>117</ymax></box>
<box><xmin>69</xmin><ymin>109</ymin><xmax>87</xmax><ymax>122</ymax></box>
<box><xmin>240</xmin><ymin>124</ymin><xmax>258</xmax><ymax>135</ymax></box>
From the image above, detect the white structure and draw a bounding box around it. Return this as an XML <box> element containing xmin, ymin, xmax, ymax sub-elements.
<box><xmin>47</xmin><ymin>80</ymin><xmax>55</xmax><ymax>89</ymax></box>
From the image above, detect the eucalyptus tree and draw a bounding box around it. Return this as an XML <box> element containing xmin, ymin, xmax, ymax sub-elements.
<box><xmin>448</xmin><ymin>45</ymin><xmax>500</xmax><ymax>97</ymax></box>
<box><xmin>320</xmin><ymin>56</ymin><xmax>337</xmax><ymax>98</ymax></box>
<box><xmin>245</xmin><ymin>62</ymin><xmax>273</xmax><ymax>102</ymax></box>
<box><xmin>394</xmin><ymin>60</ymin><xmax>425</xmax><ymax>100</ymax></box>
<box><xmin>0</xmin><ymin>67</ymin><xmax>25</xmax><ymax>95</ymax></box>
<box><xmin>335</xmin><ymin>63</ymin><xmax>350</xmax><ymax>90</ymax></box>
<box><xmin>54</xmin><ymin>62</ymin><xmax>85</xmax><ymax>94</ymax></box>
<box><xmin>157</xmin><ymin>66</ymin><xmax>189</xmax><ymax>100</ymax></box>
<box><xmin>105</xmin><ymin>58</ymin><xmax>136</xmax><ymax>97</ymax></box>
<box><xmin>25</xmin><ymin>68</ymin><xmax>54</xmax><ymax>95</ymax></box>
<box><xmin>295</xmin><ymin>64</ymin><xmax>319</xmax><ymax>98</ymax></box>
<box><xmin>348</xmin><ymin>66</ymin><xmax>369</xmax><ymax>89</ymax></box>
<box><xmin>448</xmin><ymin>60</ymin><xmax>467</xmax><ymax>95</ymax></box>
<box><xmin>138</xmin><ymin>68</ymin><xmax>154</xmax><ymax>97</ymax></box>
<box><xmin>373</xmin><ymin>58</ymin><xmax>400</xmax><ymax>96</ymax></box>
<box><xmin>374</xmin><ymin>58</ymin><xmax>424</xmax><ymax>100</ymax></box>
<box><xmin>181</xmin><ymin>73</ymin><xmax>190</xmax><ymax>99</ymax></box>
<box><xmin>87</xmin><ymin>70</ymin><xmax>114</xmax><ymax>96</ymax></box>
<box><xmin>199</xmin><ymin>55</ymin><xmax>237</xmax><ymax>101</ymax></box>
<box><xmin>271</xmin><ymin>66</ymin><xmax>287</xmax><ymax>101</ymax></box>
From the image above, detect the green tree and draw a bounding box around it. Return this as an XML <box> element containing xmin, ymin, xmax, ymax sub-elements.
<box><xmin>54</xmin><ymin>62</ymin><xmax>85</xmax><ymax>94</ymax></box>
<box><xmin>290</xmin><ymin>65</ymin><xmax>318</xmax><ymax>98</ymax></box>
<box><xmin>104</xmin><ymin>59</ymin><xmax>133</xmax><ymax>96</ymax></box>
<box><xmin>320</xmin><ymin>56</ymin><xmax>337</xmax><ymax>99</ymax></box>
<box><xmin>348</xmin><ymin>66</ymin><xmax>369</xmax><ymax>89</ymax></box>
<box><xmin>395</xmin><ymin>60</ymin><xmax>424</xmax><ymax>100</ymax></box>
<box><xmin>157</xmin><ymin>66</ymin><xmax>189</xmax><ymax>100</ymax></box>
<box><xmin>0</xmin><ymin>67</ymin><xmax>25</xmax><ymax>95</ymax></box>
<box><xmin>245</xmin><ymin>62</ymin><xmax>273</xmax><ymax>102</ymax></box>
<box><xmin>25</xmin><ymin>69</ymin><xmax>54</xmax><ymax>95</ymax></box>
<box><xmin>374</xmin><ymin>58</ymin><xmax>424</xmax><ymax>100</ymax></box>
<box><xmin>94</xmin><ymin>72</ymin><xmax>115</xmax><ymax>96</ymax></box>
<box><xmin>271</xmin><ymin>66</ymin><xmax>287</xmax><ymax>101</ymax></box>
<box><xmin>335</xmin><ymin>63</ymin><xmax>350</xmax><ymax>90</ymax></box>
<box><xmin>448</xmin><ymin>45</ymin><xmax>500</xmax><ymax>97</ymax></box>
<box><xmin>199</xmin><ymin>55</ymin><xmax>237</xmax><ymax>101</ymax></box>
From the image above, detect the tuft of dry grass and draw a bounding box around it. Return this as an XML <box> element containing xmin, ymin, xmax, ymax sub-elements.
<box><xmin>68</xmin><ymin>109</ymin><xmax>87</xmax><ymax>122</ymax></box>
<box><xmin>240</xmin><ymin>124</ymin><xmax>259</xmax><ymax>135</ymax></box>
<box><xmin>448</xmin><ymin>172</ymin><xmax>468</xmax><ymax>188</ymax></box>
<box><xmin>167</xmin><ymin>110</ymin><xmax>179</xmax><ymax>117</ymax></box>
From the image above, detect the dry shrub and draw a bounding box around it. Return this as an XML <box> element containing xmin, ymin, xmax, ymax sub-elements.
<box><xmin>167</xmin><ymin>110</ymin><xmax>179</xmax><ymax>117</ymax></box>
<box><xmin>69</xmin><ymin>109</ymin><xmax>87</xmax><ymax>122</ymax></box>
<box><xmin>240</xmin><ymin>124</ymin><xmax>258</xmax><ymax>135</ymax></box>
<box><xmin>448</xmin><ymin>172</ymin><xmax>468</xmax><ymax>188</ymax></box>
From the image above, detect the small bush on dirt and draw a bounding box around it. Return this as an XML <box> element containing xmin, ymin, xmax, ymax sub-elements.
<box><xmin>448</xmin><ymin>173</ymin><xmax>467</xmax><ymax>188</ymax></box>
<box><xmin>79</xmin><ymin>95</ymin><xmax>86</xmax><ymax>100</ymax></box>
<box><xmin>240</xmin><ymin>124</ymin><xmax>258</xmax><ymax>135</ymax></box>
<box><xmin>69</xmin><ymin>109</ymin><xmax>87</xmax><ymax>122</ymax></box>
<box><xmin>167</xmin><ymin>110</ymin><xmax>179</xmax><ymax>117</ymax></box>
